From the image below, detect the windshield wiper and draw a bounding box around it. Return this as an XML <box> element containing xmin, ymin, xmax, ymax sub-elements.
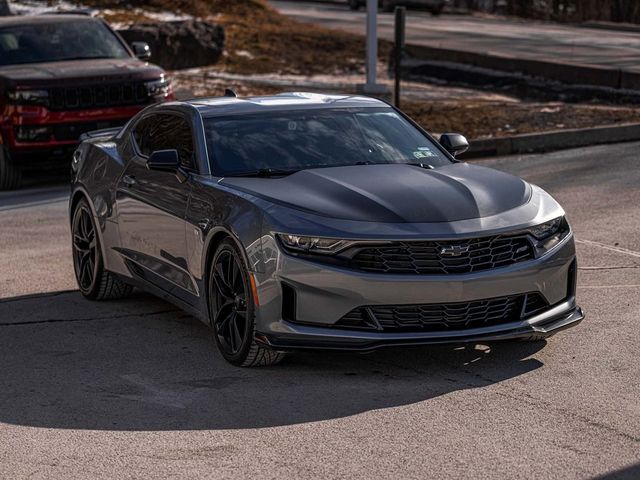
<box><xmin>56</xmin><ymin>56</ymin><xmax>115</xmax><ymax>61</ymax></box>
<box><xmin>406</xmin><ymin>162</ymin><xmax>435</xmax><ymax>170</ymax></box>
<box><xmin>226</xmin><ymin>168</ymin><xmax>300</xmax><ymax>177</ymax></box>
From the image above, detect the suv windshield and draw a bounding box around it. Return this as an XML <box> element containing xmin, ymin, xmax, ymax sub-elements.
<box><xmin>0</xmin><ymin>20</ymin><xmax>130</xmax><ymax>66</ymax></box>
<box><xmin>203</xmin><ymin>107</ymin><xmax>451</xmax><ymax>176</ymax></box>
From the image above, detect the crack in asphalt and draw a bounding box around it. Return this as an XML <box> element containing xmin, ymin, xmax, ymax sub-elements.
<box><xmin>576</xmin><ymin>239</ymin><xmax>640</xmax><ymax>259</ymax></box>
<box><xmin>579</xmin><ymin>266</ymin><xmax>640</xmax><ymax>270</ymax></box>
<box><xmin>0</xmin><ymin>309</ymin><xmax>180</xmax><ymax>327</ymax></box>
<box><xmin>361</xmin><ymin>352</ymin><xmax>640</xmax><ymax>445</ymax></box>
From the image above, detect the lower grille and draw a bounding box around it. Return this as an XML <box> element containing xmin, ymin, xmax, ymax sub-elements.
<box><xmin>334</xmin><ymin>293</ymin><xmax>548</xmax><ymax>333</ymax></box>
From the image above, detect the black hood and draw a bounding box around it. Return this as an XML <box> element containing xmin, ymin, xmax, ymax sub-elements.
<box><xmin>0</xmin><ymin>58</ymin><xmax>164</xmax><ymax>88</ymax></box>
<box><xmin>221</xmin><ymin>163</ymin><xmax>531</xmax><ymax>223</ymax></box>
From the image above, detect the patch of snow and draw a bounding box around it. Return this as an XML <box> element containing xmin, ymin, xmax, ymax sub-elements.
<box><xmin>141</xmin><ymin>9</ymin><xmax>193</xmax><ymax>23</ymax></box>
<box><xmin>235</xmin><ymin>50</ymin><xmax>255</xmax><ymax>60</ymax></box>
<box><xmin>8</xmin><ymin>0</ymin><xmax>91</xmax><ymax>16</ymax></box>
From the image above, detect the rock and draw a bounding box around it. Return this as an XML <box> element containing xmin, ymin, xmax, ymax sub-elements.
<box><xmin>118</xmin><ymin>20</ymin><xmax>225</xmax><ymax>70</ymax></box>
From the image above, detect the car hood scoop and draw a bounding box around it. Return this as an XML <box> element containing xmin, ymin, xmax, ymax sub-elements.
<box><xmin>221</xmin><ymin>163</ymin><xmax>531</xmax><ymax>223</ymax></box>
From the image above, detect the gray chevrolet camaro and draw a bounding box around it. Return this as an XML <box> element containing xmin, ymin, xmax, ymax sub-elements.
<box><xmin>69</xmin><ymin>92</ymin><xmax>584</xmax><ymax>366</ymax></box>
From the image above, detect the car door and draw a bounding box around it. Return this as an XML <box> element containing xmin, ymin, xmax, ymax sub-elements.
<box><xmin>115</xmin><ymin>111</ymin><xmax>198</xmax><ymax>300</ymax></box>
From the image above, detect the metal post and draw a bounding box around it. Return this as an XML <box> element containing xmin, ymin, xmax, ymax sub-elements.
<box><xmin>358</xmin><ymin>0</ymin><xmax>389</xmax><ymax>98</ymax></box>
<box><xmin>394</xmin><ymin>6</ymin><xmax>406</xmax><ymax>108</ymax></box>
<box><xmin>365</xmin><ymin>0</ymin><xmax>378</xmax><ymax>88</ymax></box>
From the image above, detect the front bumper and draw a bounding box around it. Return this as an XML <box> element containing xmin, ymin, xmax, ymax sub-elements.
<box><xmin>257</xmin><ymin>301</ymin><xmax>584</xmax><ymax>351</ymax></box>
<box><xmin>254</xmin><ymin>232</ymin><xmax>583</xmax><ymax>351</ymax></box>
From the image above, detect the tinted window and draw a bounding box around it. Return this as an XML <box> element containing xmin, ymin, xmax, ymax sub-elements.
<box><xmin>0</xmin><ymin>20</ymin><xmax>130</xmax><ymax>66</ymax></box>
<box><xmin>203</xmin><ymin>107</ymin><xmax>450</xmax><ymax>176</ymax></box>
<box><xmin>133</xmin><ymin>113</ymin><xmax>196</xmax><ymax>171</ymax></box>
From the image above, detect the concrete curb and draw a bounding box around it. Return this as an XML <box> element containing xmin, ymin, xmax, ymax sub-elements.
<box><xmin>404</xmin><ymin>43</ymin><xmax>640</xmax><ymax>91</ymax></box>
<box><xmin>461</xmin><ymin>122</ymin><xmax>640</xmax><ymax>159</ymax></box>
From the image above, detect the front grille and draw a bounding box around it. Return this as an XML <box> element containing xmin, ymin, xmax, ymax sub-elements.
<box><xmin>48</xmin><ymin>83</ymin><xmax>150</xmax><ymax>111</ymax></box>
<box><xmin>350</xmin><ymin>235</ymin><xmax>534</xmax><ymax>275</ymax></box>
<box><xmin>334</xmin><ymin>293</ymin><xmax>548</xmax><ymax>333</ymax></box>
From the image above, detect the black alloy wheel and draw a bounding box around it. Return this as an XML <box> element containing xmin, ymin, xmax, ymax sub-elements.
<box><xmin>71</xmin><ymin>198</ymin><xmax>133</xmax><ymax>300</ymax></box>
<box><xmin>72</xmin><ymin>202</ymin><xmax>99</xmax><ymax>294</ymax></box>
<box><xmin>208</xmin><ymin>239</ymin><xmax>285</xmax><ymax>367</ymax></box>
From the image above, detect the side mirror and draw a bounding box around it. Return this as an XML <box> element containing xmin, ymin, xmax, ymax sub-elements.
<box><xmin>147</xmin><ymin>149</ymin><xmax>179</xmax><ymax>172</ymax></box>
<box><xmin>439</xmin><ymin>133</ymin><xmax>469</xmax><ymax>157</ymax></box>
<box><xmin>131</xmin><ymin>41</ymin><xmax>151</xmax><ymax>60</ymax></box>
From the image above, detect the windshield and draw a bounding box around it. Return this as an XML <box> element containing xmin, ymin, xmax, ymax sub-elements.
<box><xmin>0</xmin><ymin>20</ymin><xmax>130</xmax><ymax>66</ymax></box>
<box><xmin>203</xmin><ymin>107</ymin><xmax>451</xmax><ymax>176</ymax></box>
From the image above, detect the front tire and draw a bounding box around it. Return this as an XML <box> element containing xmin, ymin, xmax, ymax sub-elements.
<box><xmin>208</xmin><ymin>239</ymin><xmax>285</xmax><ymax>367</ymax></box>
<box><xmin>0</xmin><ymin>148</ymin><xmax>21</xmax><ymax>191</ymax></box>
<box><xmin>72</xmin><ymin>198</ymin><xmax>133</xmax><ymax>300</ymax></box>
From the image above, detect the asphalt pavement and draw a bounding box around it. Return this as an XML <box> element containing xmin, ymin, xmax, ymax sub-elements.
<box><xmin>271</xmin><ymin>1</ymin><xmax>640</xmax><ymax>73</ymax></box>
<box><xmin>0</xmin><ymin>142</ymin><xmax>639</xmax><ymax>479</ymax></box>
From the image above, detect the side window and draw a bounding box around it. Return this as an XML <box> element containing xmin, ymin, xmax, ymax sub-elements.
<box><xmin>132</xmin><ymin>113</ymin><xmax>197</xmax><ymax>171</ymax></box>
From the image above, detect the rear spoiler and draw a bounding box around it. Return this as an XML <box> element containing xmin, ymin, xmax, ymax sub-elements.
<box><xmin>80</xmin><ymin>127</ymin><xmax>122</xmax><ymax>142</ymax></box>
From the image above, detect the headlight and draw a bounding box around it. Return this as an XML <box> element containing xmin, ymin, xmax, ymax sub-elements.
<box><xmin>526</xmin><ymin>217</ymin><xmax>563</xmax><ymax>240</ymax></box>
<box><xmin>7</xmin><ymin>89</ymin><xmax>49</xmax><ymax>106</ymax></box>
<box><xmin>144</xmin><ymin>78</ymin><xmax>171</xmax><ymax>99</ymax></box>
<box><xmin>277</xmin><ymin>234</ymin><xmax>352</xmax><ymax>255</ymax></box>
<box><xmin>525</xmin><ymin>216</ymin><xmax>570</xmax><ymax>255</ymax></box>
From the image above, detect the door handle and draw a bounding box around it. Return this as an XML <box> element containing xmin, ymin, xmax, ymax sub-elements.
<box><xmin>122</xmin><ymin>175</ymin><xmax>137</xmax><ymax>187</ymax></box>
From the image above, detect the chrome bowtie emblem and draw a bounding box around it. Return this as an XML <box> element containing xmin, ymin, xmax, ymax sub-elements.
<box><xmin>439</xmin><ymin>245</ymin><xmax>470</xmax><ymax>257</ymax></box>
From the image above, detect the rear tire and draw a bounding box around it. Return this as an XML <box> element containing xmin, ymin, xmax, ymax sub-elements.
<box><xmin>208</xmin><ymin>238</ymin><xmax>285</xmax><ymax>367</ymax></box>
<box><xmin>0</xmin><ymin>149</ymin><xmax>22</xmax><ymax>191</ymax></box>
<box><xmin>72</xmin><ymin>198</ymin><xmax>133</xmax><ymax>300</ymax></box>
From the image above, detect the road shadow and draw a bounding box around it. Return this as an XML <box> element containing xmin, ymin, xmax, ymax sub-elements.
<box><xmin>0</xmin><ymin>290</ymin><xmax>545</xmax><ymax>431</ymax></box>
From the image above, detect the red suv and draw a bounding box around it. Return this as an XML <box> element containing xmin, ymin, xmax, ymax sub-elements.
<box><xmin>0</xmin><ymin>14</ymin><xmax>173</xmax><ymax>190</ymax></box>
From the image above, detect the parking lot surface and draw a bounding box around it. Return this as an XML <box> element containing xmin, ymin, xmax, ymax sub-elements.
<box><xmin>0</xmin><ymin>142</ymin><xmax>639</xmax><ymax>479</ymax></box>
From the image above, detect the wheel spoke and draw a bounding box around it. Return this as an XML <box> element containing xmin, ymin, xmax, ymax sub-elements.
<box><xmin>213</xmin><ymin>263</ymin><xmax>234</xmax><ymax>299</ymax></box>
<box><xmin>72</xmin><ymin>207</ymin><xmax>97</xmax><ymax>291</ymax></box>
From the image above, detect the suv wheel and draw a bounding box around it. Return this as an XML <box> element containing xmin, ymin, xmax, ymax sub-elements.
<box><xmin>0</xmin><ymin>149</ymin><xmax>22</xmax><ymax>191</ymax></box>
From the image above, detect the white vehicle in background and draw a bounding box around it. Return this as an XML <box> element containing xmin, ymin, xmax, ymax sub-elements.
<box><xmin>348</xmin><ymin>0</ymin><xmax>448</xmax><ymax>14</ymax></box>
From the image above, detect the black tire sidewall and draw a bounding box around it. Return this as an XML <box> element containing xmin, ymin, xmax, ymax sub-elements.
<box><xmin>208</xmin><ymin>239</ymin><xmax>256</xmax><ymax>366</ymax></box>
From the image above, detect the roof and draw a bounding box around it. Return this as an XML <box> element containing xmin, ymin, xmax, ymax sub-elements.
<box><xmin>188</xmin><ymin>92</ymin><xmax>389</xmax><ymax>117</ymax></box>
<box><xmin>0</xmin><ymin>14</ymin><xmax>98</xmax><ymax>27</ymax></box>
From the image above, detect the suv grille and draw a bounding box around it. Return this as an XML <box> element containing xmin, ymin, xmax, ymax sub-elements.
<box><xmin>48</xmin><ymin>83</ymin><xmax>150</xmax><ymax>111</ymax></box>
<box><xmin>350</xmin><ymin>236</ymin><xmax>534</xmax><ymax>275</ymax></box>
<box><xmin>335</xmin><ymin>293</ymin><xmax>548</xmax><ymax>333</ymax></box>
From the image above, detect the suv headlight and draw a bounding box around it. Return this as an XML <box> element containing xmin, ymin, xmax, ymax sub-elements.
<box><xmin>144</xmin><ymin>77</ymin><xmax>171</xmax><ymax>99</ymax></box>
<box><xmin>525</xmin><ymin>216</ymin><xmax>570</xmax><ymax>255</ymax></box>
<box><xmin>7</xmin><ymin>89</ymin><xmax>49</xmax><ymax>106</ymax></box>
<box><xmin>277</xmin><ymin>234</ymin><xmax>352</xmax><ymax>255</ymax></box>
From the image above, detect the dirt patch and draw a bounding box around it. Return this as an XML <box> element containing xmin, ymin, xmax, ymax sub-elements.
<box><xmin>402</xmin><ymin>101</ymin><xmax>640</xmax><ymax>138</ymax></box>
<box><xmin>91</xmin><ymin>0</ymin><xmax>391</xmax><ymax>76</ymax></box>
